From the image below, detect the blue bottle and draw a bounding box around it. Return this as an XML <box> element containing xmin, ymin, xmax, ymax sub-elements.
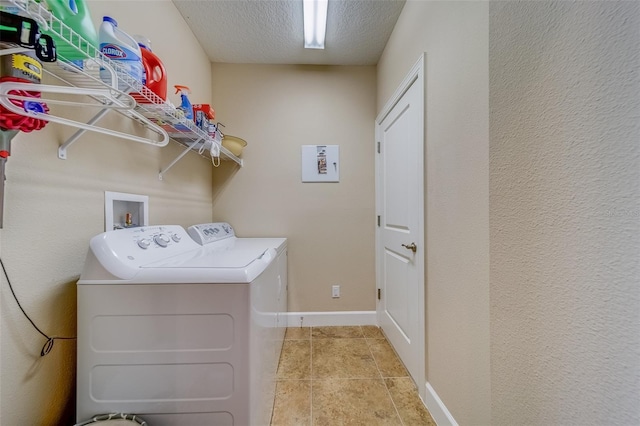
<box><xmin>98</xmin><ymin>16</ymin><xmax>143</xmax><ymax>92</ymax></box>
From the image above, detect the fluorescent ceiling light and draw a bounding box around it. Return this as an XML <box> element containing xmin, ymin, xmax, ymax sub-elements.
<box><xmin>303</xmin><ymin>0</ymin><xmax>328</xmax><ymax>49</ymax></box>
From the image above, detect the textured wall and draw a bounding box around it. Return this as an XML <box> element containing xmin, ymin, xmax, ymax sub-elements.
<box><xmin>210</xmin><ymin>63</ymin><xmax>376</xmax><ymax>313</ymax></box>
<box><xmin>490</xmin><ymin>1</ymin><xmax>640</xmax><ymax>425</ymax></box>
<box><xmin>377</xmin><ymin>2</ymin><xmax>490</xmax><ymax>424</ymax></box>
<box><xmin>0</xmin><ymin>2</ymin><xmax>215</xmax><ymax>424</ymax></box>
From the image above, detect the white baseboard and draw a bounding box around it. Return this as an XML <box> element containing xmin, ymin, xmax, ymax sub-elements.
<box><xmin>425</xmin><ymin>382</ymin><xmax>458</xmax><ymax>426</ymax></box>
<box><xmin>284</xmin><ymin>311</ymin><xmax>377</xmax><ymax>327</ymax></box>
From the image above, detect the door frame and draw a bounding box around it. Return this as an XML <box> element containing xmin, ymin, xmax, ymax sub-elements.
<box><xmin>375</xmin><ymin>53</ymin><xmax>426</xmax><ymax>400</ymax></box>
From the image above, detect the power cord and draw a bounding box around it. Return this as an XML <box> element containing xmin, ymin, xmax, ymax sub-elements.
<box><xmin>0</xmin><ymin>257</ymin><xmax>76</xmax><ymax>356</ymax></box>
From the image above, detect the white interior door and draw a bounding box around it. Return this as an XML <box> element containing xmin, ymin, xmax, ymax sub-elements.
<box><xmin>376</xmin><ymin>55</ymin><xmax>425</xmax><ymax>399</ymax></box>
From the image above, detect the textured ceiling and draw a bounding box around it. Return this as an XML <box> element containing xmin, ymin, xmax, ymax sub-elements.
<box><xmin>171</xmin><ymin>0</ymin><xmax>406</xmax><ymax>65</ymax></box>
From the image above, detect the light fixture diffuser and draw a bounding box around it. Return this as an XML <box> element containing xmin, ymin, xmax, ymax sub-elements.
<box><xmin>303</xmin><ymin>0</ymin><xmax>328</xmax><ymax>49</ymax></box>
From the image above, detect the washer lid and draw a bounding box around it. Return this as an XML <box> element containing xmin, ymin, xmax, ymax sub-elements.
<box><xmin>141</xmin><ymin>245</ymin><xmax>268</xmax><ymax>269</ymax></box>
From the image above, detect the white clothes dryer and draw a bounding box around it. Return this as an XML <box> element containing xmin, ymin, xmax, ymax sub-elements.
<box><xmin>76</xmin><ymin>223</ymin><xmax>287</xmax><ymax>426</ymax></box>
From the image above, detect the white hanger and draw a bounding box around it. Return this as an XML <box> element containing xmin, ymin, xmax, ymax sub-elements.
<box><xmin>0</xmin><ymin>80</ymin><xmax>169</xmax><ymax>157</ymax></box>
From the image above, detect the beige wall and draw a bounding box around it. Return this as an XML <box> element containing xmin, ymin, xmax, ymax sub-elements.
<box><xmin>210</xmin><ymin>63</ymin><xmax>376</xmax><ymax>313</ymax></box>
<box><xmin>0</xmin><ymin>2</ymin><xmax>214</xmax><ymax>424</ymax></box>
<box><xmin>377</xmin><ymin>1</ymin><xmax>490</xmax><ymax>424</ymax></box>
<box><xmin>4</xmin><ymin>2</ymin><xmax>636</xmax><ymax>425</ymax></box>
<box><xmin>490</xmin><ymin>2</ymin><xmax>640</xmax><ymax>425</ymax></box>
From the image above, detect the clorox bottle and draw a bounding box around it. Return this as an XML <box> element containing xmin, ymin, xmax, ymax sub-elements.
<box><xmin>98</xmin><ymin>16</ymin><xmax>143</xmax><ymax>92</ymax></box>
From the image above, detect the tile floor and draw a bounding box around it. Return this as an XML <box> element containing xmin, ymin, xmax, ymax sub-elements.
<box><xmin>271</xmin><ymin>326</ymin><xmax>436</xmax><ymax>426</ymax></box>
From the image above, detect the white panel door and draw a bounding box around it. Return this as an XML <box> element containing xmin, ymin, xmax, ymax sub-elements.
<box><xmin>376</xmin><ymin>56</ymin><xmax>425</xmax><ymax>399</ymax></box>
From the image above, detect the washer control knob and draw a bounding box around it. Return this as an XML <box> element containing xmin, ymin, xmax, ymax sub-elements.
<box><xmin>137</xmin><ymin>238</ymin><xmax>152</xmax><ymax>249</ymax></box>
<box><xmin>171</xmin><ymin>233</ymin><xmax>181</xmax><ymax>242</ymax></box>
<box><xmin>154</xmin><ymin>234</ymin><xmax>171</xmax><ymax>247</ymax></box>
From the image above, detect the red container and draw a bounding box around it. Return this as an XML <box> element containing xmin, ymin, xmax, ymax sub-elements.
<box><xmin>192</xmin><ymin>104</ymin><xmax>215</xmax><ymax>120</ymax></box>
<box><xmin>132</xmin><ymin>47</ymin><xmax>167</xmax><ymax>103</ymax></box>
<box><xmin>192</xmin><ymin>104</ymin><xmax>215</xmax><ymax>132</ymax></box>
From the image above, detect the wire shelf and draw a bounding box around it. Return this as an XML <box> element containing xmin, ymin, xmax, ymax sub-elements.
<box><xmin>1</xmin><ymin>0</ymin><xmax>243</xmax><ymax>174</ymax></box>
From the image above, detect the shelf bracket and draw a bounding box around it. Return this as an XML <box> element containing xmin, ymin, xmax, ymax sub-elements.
<box><xmin>159</xmin><ymin>137</ymin><xmax>204</xmax><ymax>180</ymax></box>
<box><xmin>58</xmin><ymin>108</ymin><xmax>110</xmax><ymax>159</ymax></box>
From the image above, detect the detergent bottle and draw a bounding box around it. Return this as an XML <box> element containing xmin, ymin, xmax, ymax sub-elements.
<box><xmin>131</xmin><ymin>35</ymin><xmax>167</xmax><ymax>103</ymax></box>
<box><xmin>43</xmin><ymin>0</ymin><xmax>98</xmax><ymax>62</ymax></box>
<box><xmin>98</xmin><ymin>16</ymin><xmax>143</xmax><ymax>92</ymax></box>
<box><xmin>175</xmin><ymin>85</ymin><xmax>193</xmax><ymax>120</ymax></box>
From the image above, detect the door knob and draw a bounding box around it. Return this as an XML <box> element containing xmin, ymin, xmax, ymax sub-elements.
<box><xmin>401</xmin><ymin>242</ymin><xmax>417</xmax><ymax>253</ymax></box>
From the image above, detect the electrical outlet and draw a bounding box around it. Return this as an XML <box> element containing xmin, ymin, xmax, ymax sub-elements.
<box><xmin>332</xmin><ymin>285</ymin><xmax>340</xmax><ymax>298</ymax></box>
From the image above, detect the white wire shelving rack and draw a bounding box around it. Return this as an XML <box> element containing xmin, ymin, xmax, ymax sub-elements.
<box><xmin>0</xmin><ymin>0</ymin><xmax>242</xmax><ymax>179</ymax></box>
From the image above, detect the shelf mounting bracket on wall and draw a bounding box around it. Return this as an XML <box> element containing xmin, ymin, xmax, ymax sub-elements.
<box><xmin>158</xmin><ymin>137</ymin><xmax>205</xmax><ymax>181</ymax></box>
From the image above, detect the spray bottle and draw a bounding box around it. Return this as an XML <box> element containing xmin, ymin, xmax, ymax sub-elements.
<box><xmin>174</xmin><ymin>85</ymin><xmax>192</xmax><ymax>120</ymax></box>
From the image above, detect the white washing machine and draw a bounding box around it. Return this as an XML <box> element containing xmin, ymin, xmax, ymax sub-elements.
<box><xmin>76</xmin><ymin>223</ymin><xmax>287</xmax><ymax>426</ymax></box>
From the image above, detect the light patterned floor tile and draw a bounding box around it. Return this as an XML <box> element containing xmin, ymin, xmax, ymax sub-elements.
<box><xmin>368</xmin><ymin>338</ymin><xmax>409</xmax><ymax>378</ymax></box>
<box><xmin>277</xmin><ymin>340</ymin><xmax>311</xmax><ymax>379</ymax></box>
<box><xmin>270</xmin><ymin>380</ymin><xmax>311</xmax><ymax>426</ymax></box>
<box><xmin>385</xmin><ymin>377</ymin><xmax>437</xmax><ymax>425</ymax></box>
<box><xmin>271</xmin><ymin>326</ymin><xmax>438</xmax><ymax>425</ymax></box>
<box><xmin>285</xmin><ymin>327</ymin><xmax>311</xmax><ymax>340</ymax></box>
<box><xmin>362</xmin><ymin>325</ymin><xmax>386</xmax><ymax>339</ymax></box>
<box><xmin>312</xmin><ymin>338</ymin><xmax>378</xmax><ymax>379</ymax></box>
<box><xmin>312</xmin><ymin>326</ymin><xmax>364</xmax><ymax>339</ymax></box>
<box><xmin>312</xmin><ymin>379</ymin><xmax>402</xmax><ymax>426</ymax></box>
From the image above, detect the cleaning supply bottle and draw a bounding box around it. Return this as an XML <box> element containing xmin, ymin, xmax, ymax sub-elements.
<box><xmin>131</xmin><ymin>35</ymin><xmax>167</xmax><ymax>103</ymax></box>
<box><xmin>43</xmin><ymin>0</ymin><xmax>98</xmax><ymax>62</ymax></box>
<box><xmin>175</xmin><ymin>85</ymin><xmax>193</xmax><ymax>120</ymax></box>
<box><xmin>98</xmin><ymin>16</ymin><xmax>142</xmax><ymax>92</ymax></box>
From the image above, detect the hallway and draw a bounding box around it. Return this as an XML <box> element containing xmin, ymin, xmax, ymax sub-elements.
<box><xmin>271</xmin><ymin>326</ymin><xmax>436</xmax><ymax>425</ymax></box>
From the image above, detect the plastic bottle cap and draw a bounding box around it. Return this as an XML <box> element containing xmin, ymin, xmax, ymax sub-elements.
<box><xmin>103</xmin><ymin>16</ymin><xmax>117</xmax><ymax>26</ymax></box>
<box><xmin>68</xmin><ymin>0</ymin><xmax>78</xmax><ymax>15</ymax></box>
<box><xmin>23</xmin><ymin>101</ymin><xmax>45</xmax><ymax>114</ymax></box>
<box><xmin>133</xmin><ymin>35</ymin><xmax>152</xmax><ymax>51</ymax></box>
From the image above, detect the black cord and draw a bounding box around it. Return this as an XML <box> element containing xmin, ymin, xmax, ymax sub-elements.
<box><xmin>0</xmin><ymin>256</ymin><xmax>75</xmax><ymax>356</ymax></box>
